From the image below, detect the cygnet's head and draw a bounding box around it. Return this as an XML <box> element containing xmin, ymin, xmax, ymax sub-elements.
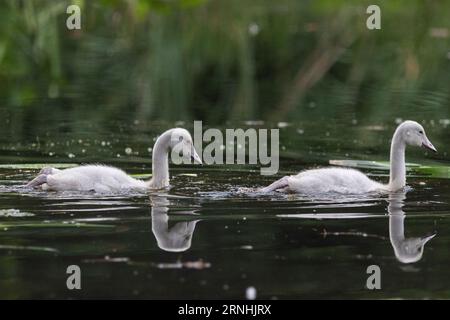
<box><xmin>396</xmin><ymin>121</ymin><xmax>437</xmax><ymax>152</ymax></box>
<box><xmin>168</xmin><ymin>128</ymin><xmax>202</xmax><ymax>164</ymax></box>
<box><xmin>153</xmin><ymin>220</ymin><xmax>199</xmax><ymax>252</ymax></box>
<box><xmin>393</xmin><ymin>234</ymin><xmax>436</xmax><ymax>264</ymax></box>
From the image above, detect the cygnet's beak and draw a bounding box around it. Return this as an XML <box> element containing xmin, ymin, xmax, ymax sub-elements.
<box><xmin>191</xmin><ymin>147</ymin><xmax>203</xmax><ymax>165</ymax></box>
<box><xmin>422</xmin><ymin>137</ymin><xmax>437</xmax><ymax>153</ymax></box>
<box><xmin>420</xmin><ymin>233</ymin><xmax>436</xmax><ymax>245</ymax></box>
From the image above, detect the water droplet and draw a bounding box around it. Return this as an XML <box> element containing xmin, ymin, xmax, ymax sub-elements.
<box><xmin>248</xmin><ymin>23</ymin><xmax>260</xmax><ymax>36</ymax></box>
<box><xmin>246</xmin><ymin>286</ymin><xmax>257</xmax><ymax>300</ymax></box>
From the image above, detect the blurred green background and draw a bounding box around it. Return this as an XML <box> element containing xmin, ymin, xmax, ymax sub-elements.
<box><xmin>0</xmin><ymin>0</ymin><xmax>449</xmax><ymax>128</ymax></box>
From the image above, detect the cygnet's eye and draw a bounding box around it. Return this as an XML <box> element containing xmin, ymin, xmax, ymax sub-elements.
<box><xmin>419</xmin><ymin>130</ymin><xmax>423</xmax><ymax>135</ymax></box>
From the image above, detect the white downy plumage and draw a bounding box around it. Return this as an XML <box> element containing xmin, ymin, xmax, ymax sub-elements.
<box><xmin>260</xmin><ymin>121</ymin><xmax>437</xmax><ymax>194</ymax></box>
<box><xmin>26</xmin><ymin>128</ymin><xmax>202</xmax><ymax>193</ymax></box>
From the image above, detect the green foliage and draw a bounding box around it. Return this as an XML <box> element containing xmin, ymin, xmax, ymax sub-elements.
<box><xmin>0</xmin><ymin>0</ymin><xmax>449</xmax><ymax>127</ymax></box>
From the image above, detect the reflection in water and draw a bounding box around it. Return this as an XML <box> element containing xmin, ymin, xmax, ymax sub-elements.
<box><xmin>277</xmin><ymin>191</ymin><xmax>436</xmax><ymax>264</ymax></box>
<box><xmin>150</xmin><ymin>196</ymin><xmax>199</xmax><ymax>252</ymax></box>
<box><xmin>388</xmin><ymin>192</ymin><xmax>436</xmax><ymax>264</ymax></box>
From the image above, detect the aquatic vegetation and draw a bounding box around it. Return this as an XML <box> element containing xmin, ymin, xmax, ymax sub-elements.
<box><xmin>1</xmin><ymin>0</ymin><xmax>450</xmax><ymax>132</ymax></box>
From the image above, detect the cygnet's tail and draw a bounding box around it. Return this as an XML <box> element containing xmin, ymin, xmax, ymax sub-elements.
<box><xmin>259</xmin><ymin>176</ymin><xmax>289</xmax><ymax>192</ymax></box>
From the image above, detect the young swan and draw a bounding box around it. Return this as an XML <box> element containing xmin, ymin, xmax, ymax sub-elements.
<box><xmin>26</xmin><ymin>128</ymin><xmax>202</xmax><ymax>193</ymax></box>
<box><xmin>260</xmin><ymin>121</ymin><xmax>437</xmax><ymax>194</ymax></box>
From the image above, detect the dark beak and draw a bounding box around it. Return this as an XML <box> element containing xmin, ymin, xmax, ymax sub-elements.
<box><xmin>191</xmin><ymin>155</ymin><xmax>202</xmax><ymax>165</ymax></box>
<box><xmin>422</xmin><ymin>142</ymin><xmax>437</xmax><ymax>153</ymax></box>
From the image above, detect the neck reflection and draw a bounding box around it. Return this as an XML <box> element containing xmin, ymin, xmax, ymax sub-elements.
<box><xmin>150</xmin><ymin>195</ymin><xmax>199</xmax><ymax>252</ymax></box>
<box><xmin>388</xmin><ymin>191</ymin><xmax>435</xmax><ymax>264</ymax></box>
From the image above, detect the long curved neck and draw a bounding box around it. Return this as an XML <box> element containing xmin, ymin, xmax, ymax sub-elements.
<box><xmin>149</xmin><ymin>131</ymin><xmax>171</xmax><ymax>188</ymax></box>
<box><xmin>389</xmin><ymin>130</ymin><xmax>406</xmax><ymax>191</ymax></box>
<box><xmin>389</xmin><ymin>211</ymin><xmax>405</xmax><ymax>246</ymax></box>
<box><xmin>388</xmin><ymin>193</ymin><xmax>408</xmax><ymax>262</ymax></box>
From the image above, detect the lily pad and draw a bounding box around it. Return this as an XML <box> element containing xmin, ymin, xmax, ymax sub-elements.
<box><xmin>130</xmin><ymin>173</ymin><xmax>152</xmax><ymax>179</ymax></box>
<box><xmin>329</xmin><ymin>160</ymin><xmax>421</xmax><ymax>171</ymax></box>
<box><xmin>178</xmin><ymin>173</ymin><xmax>198</xmax><ymax>177</ymax></box>
<box><xmin>329</xmin><ymin>160</ymin><xmax>450</xmax><ymax>179</ymax></box>
<box><xmin>0</xmin><ymin>245</ymin><xmax>59</xmax><ymax>253</ymax></box>
<box><xmin>0</xmin><ymin>222</ymin><xmax>114</xmax><ymax>229</ymax></box>
<box><xmin>413</xmin><ymin>166</ymin><xmax>450</xmax><ymax>178</ymax></box>
<box><xmin>0</xmin><ymin>163</ymin><xmax>78</xmax><ymax>170</ymax></box>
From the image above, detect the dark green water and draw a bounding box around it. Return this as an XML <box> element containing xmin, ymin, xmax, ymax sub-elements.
<box><xmin>0</xmin><ymin>111</ymin><xmax>449</xmax><ymax>299</ymax></box>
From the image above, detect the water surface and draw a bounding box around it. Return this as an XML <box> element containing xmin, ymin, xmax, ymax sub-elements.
<box><xmin>0</xmin><ymin>114</ymin><xmax>449</xmax><ymax>299</ymax></box>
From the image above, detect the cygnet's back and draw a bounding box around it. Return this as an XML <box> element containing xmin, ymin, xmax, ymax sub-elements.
<box><xmin>287</xmin><ymin>167</ymin><xmax>383</xmax><ymax>194</ymax></box>
<box><xmin>44</xmin><ymin>165</ymin><xmax>147</xmax><ymax>192</ymax></box>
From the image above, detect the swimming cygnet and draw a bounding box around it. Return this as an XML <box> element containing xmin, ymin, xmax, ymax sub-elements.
<box><xmin>26</xmin><ymin>128</ymin><xmax>202</xmax><ymax>193</ymax></box>
<box><xmin>260</xmin><ymin>120</ymin><xmax>437</xmax><ymax>194</ymax></box>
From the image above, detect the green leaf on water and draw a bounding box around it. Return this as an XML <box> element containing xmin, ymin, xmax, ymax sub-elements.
<box><xmin>0</xmin><ymin>163</ymin><xmax>78</xmax><ymax>170</ymax></box>
<box><xmin>130</xmin><ymin>173</ymin><xmax>197</xmax><ymax>179</ymax></box>
<box><xmin>413</xmin><ymin>166</ymin><xmax>450</xmax><ymax>178</ymax></box>
<box><xmin>0</xmin><ymin>245</ymin><xmax>59</xmax><ymax>253</ymax></box>
<box><xmin>330</xmin><ymin>160</ymin><xmax>450</xmax><ymax>179</ymax></box>
<box><xmin>130</xmin><ymin>173</ymin><xmax>152</xmax><ymax>179</ymax></box>
<box><xmin>329</xmin><ymin>160</ymin><xmax>421</xmax><ymax>170</ymax></box>
<box><xmin>0</xmin><ymin>222</ymin><xmax>114</xmax><ymax>229</ymax></box>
